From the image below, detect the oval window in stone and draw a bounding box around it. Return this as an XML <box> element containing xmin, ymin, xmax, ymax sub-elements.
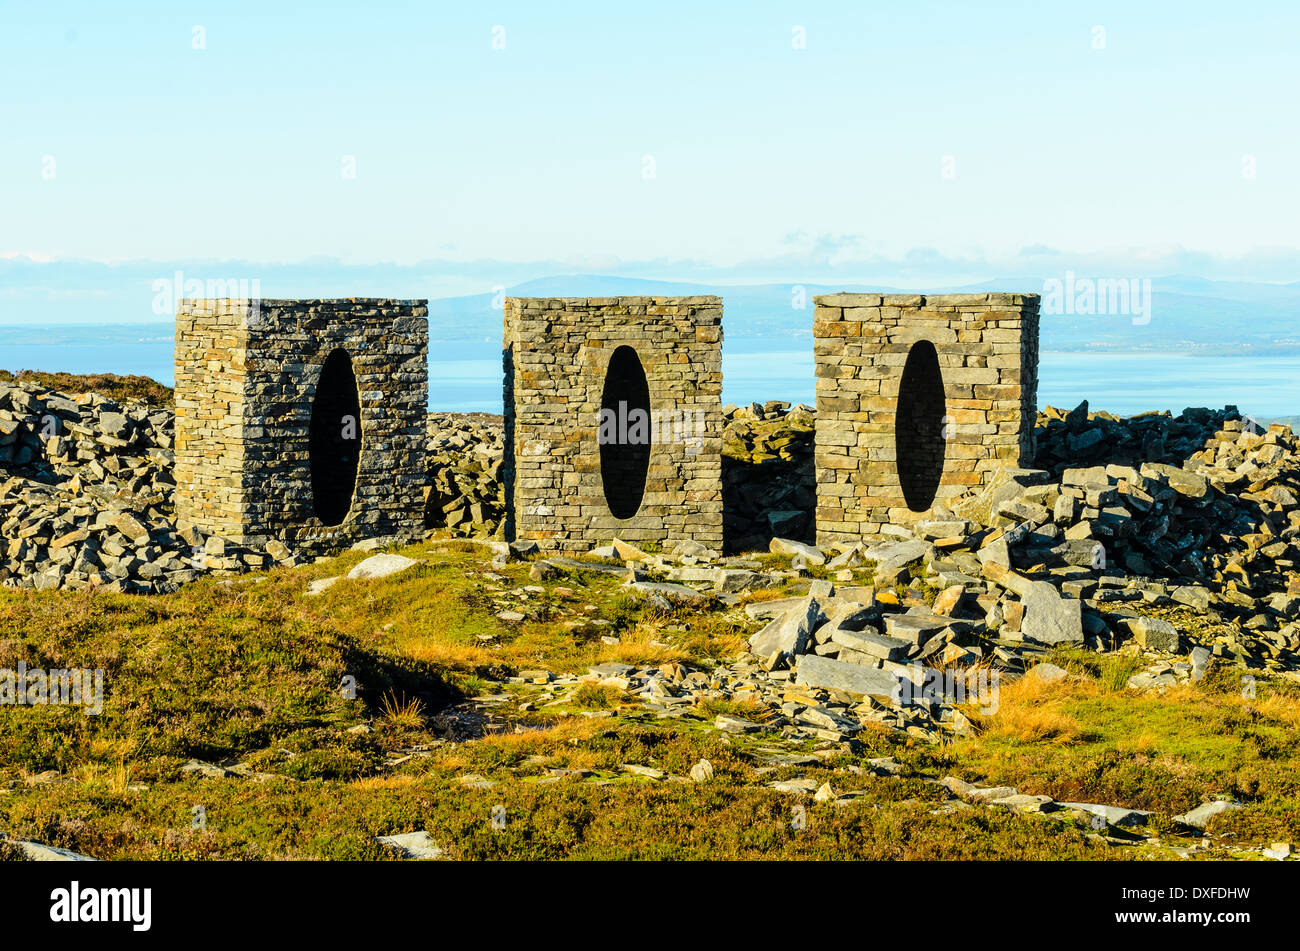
<box><xmin>309</xmin><ymin>348</ymin><xmax>363</xmax><ymax>526</ymax></box>
<box><xmin>895</xmin><ymin>339</ymin><xmax>946</xmax><ymax>512</ymax></box>
<box><xmin>598</xmin><ymin>345</ymin><xmax>652</xmax><ymax>519</ymax></box>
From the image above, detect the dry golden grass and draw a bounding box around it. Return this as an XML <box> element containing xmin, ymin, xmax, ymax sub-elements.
<box><xmin>569</xmin><ymin>682</ymin><xmax>629</xmax><ymax>709</ymax></box>
<box><xmin>349</xmin><ymin>774</ymin><xmax>421</xmax><ymax>791</ymax></box>
<box><xmin>1118</xmin><ymin>732</ymin><xmax>1159</xmax><ymax>755</ymax></box>
<box><xmin>975</xmin><ymin>674</ymin><xmax>1088</xmax><ymax>745</ymax></box>
<box><xmin>379</xmin><ymin>691</ymin><xmax>425</xmax><ymax>729</ymax></box>
<box><xmin>1247</xmin><ymin>689</ymin><xmax>1300</xmax><ymax>728</ymax></box>
<box><xmin>429</xmin><ymin>719</ymin><xmax>603</xmax><ymax>773</ymax></box>
<box><xmin>739</xmin><ymin>588</ymin><xmax>791</xmax><ymax>604</ymax></box>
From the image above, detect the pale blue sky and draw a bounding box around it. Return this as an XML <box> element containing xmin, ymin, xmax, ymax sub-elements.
<box><xmin>2</xmin><ymin>1</ymin><xmax>1298</xmax><ymax>286</ymax></box>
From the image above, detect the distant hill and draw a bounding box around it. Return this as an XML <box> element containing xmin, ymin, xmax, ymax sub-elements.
<box><xmin>2</xmin><ymin>260</ymin><xmax>1297</xmax><ymax>361</ymax></box>
<box><xmin>433</xmin><ymin>273</ymin><xmax>1300</xmax><ymax>358</ymax></box>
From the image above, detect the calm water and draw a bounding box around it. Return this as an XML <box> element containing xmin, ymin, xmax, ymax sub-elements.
<box><xmin>1</xmin><ymin>326</ymin><xmax>1296</xmax><ymax>419</ymax></box>
<box><xmin>722</xmin><ymin>349</ymin><xmax>1300</xmax><ymax>420</ymax></box>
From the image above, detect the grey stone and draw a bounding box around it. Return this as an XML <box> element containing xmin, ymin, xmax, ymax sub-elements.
<box><xmin>1190</xmin><ymin>645</ymin><xmax>1212</xmax><ymax>681</ymax></box>
<box><xmin>883</xmin><ymin>612</ymin><xmax>949</xmax><ymax>647</ymax></box>
<box><xmin>749</xmin><ymin>598</ymin><xmax>824</xmax><ymax>659</ymax></box>
<box><xmin>625</xmin><ymin>581</ymin><xmax>710</xmax><ymax>606</ymax></box>
<box><xmin>1175</xmin><ymin>800</ymin><xmax>1242</xmax><ymax>829</ymax></box>
<box><xmin>770</xmin><ymin>537</ymin><xmax>826</xmax><ymax>565</ymax></box>
<box><xmin>863</xmin><ymin>539</ymin><xmax>931</xmax><ymax>581</ymax></box>
<box><xmin>832</xmin><ymin>628</ymin><xmax>909</xmax><ymax>661</ymax></box>
<box><xmin>1021</xmin><ymin>582</ymin><xmax>1084</xmax><ymax>645</ymax></box>
<box><xmin>305</xmin><ymin>576</ymin><xmax>341</xmax><ymax>596</ymax></box>
<box><xmin>375</xmin><ymin>831</ymin><xmax>445</xmax><ymax>860</ymax></box>
<box><xmin>7</xmin><ymin>839</ymin><xmax>98</xmax><ymax>862</ymax></box>
<box><xmin>347</xmin><ymin>554</ymin><xmax>420</xmax><ymax>581</ymax></box>
<box><xmin>795</xmin><ymin>654</ymin><xmax>900</xmax><ymax>701</ymax></box>
<box><xmin>1027</xmin><ymin>662</ymin><xmax>1069</xmax><ymax>684</ymax></box>
<box><xmin>1059</xmin><ymin>802</ymin><xmax>1151</xmax><ymax>828</ymax></box>
<box><xmin>1126</xmin><ymin>615</ymin><xmax>1181</xmax><ymax>652</ymax></box>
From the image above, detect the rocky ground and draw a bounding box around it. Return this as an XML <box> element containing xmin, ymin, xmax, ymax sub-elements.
<box><xmin>4</xmin><ymin>375</ymin><xmax>1300</xmax><ymax>723</ymax></box>
<box><xmin>423</xmin><ymin>412</ymin><xmax>505</xmax><ymax>537</ymax></box>
<box><xmin>3</xmin><ymin>536</ymin><xmax>1295</xmax><ymax>861</ymax></box>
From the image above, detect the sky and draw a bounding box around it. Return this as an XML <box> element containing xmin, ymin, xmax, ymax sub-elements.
<box><xmin>1</xmin><ymin>1</ymin><xmax>1298</xmax><ymax>294</ymax></box>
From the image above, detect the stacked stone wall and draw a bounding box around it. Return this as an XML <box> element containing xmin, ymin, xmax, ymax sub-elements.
<box><xmin>174</xmin><ymin>298</ymin><xmax>428</xmax><ymax>553</ymax></box>
<box><xmin>503</xmin><ymin>296</ymin><xmax>723</xmax><ymax>551</ymax></box>
<box><xmin>813</xmin><ymin>292</ymin><xmax>1039</xmax><ymax>545</ymax></box>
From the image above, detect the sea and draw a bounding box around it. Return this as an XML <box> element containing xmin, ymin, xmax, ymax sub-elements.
<box><xmin>1</xmin><ymin>324</ymin><xmax>1297</xmax><ymax>421</ymax></box>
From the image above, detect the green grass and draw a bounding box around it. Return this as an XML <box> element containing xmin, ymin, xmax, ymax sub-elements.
<box><xmin>2</xmin><ymin>540</ymin><xmax>1296</xmax><ymax>859</ymax></box>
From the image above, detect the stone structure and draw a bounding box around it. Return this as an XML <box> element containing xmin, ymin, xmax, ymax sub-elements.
<box><xmin>174</xmin><ymin>298</ymin><xmax>429</xmax><ymax>553</ymax></box>
<box><xmin>813</xmin><ymin>293</ymin><xmax>1040</xmax><ymax>545</ymax></box>
<box><xmin>503</xmin><ymin>296</ymin><xmax>724</xmax><ymax>551</ymax></box>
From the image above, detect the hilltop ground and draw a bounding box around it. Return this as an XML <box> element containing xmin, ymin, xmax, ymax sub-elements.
<box><xmin>2</xmin><ymin>538</ymin><xmax>1298</xmax><ymax>861</ymax></box>
<box><xmin>2</xmin><ymin>372</ymin><xmax>1299</xmax><ymax>861</ymax></box>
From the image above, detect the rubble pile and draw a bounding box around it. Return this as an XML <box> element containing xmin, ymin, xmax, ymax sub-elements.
<box><xmin>515</xmin><ymin>395</ymin><xmax>1300</xmax><ymax>741</ymax></box>
<box><xmin>0</xmin><ymin>380</ymin><xmax>285</xmax><ymax>593</ymax></box>
<box><xmin>721</xmin><ymin>401</ymin><xmax>815</xmax><ymax>551</ymax></box>
<box><xmin>424</xmin><ymin>413</ymin><xmax>505</xmax><ymax>538</ymax></box>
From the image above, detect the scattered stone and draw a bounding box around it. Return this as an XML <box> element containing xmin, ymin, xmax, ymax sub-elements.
<box><xmin>347</xmin><ymin>554</ymin><xmax>420</xmax><ymax>581</ymax></box>
<box><xmin>1059</xmin><ymin>802</ymin><xmax>1152</xmax><ymax>828</ymax></box>
<box><xmin>769</xmin><ymin>537</ymin><xmax>826</xmax><ymax>565</ymax></box>
<box><xmin>1264</xmin><ymin>842</ymin><xmax>1292</xmax><ymax>861</ymax></box>
<box><xmin>622</xmin><ymin>764</ymin><xmax>665</xmax><ymax>780</ymax></box>
<box><xmin>689</xmin><ymin>759</ymin><xmax>715</xmax><ymax>783</ymax></box>
<box><xmin>306</xmin><ymin>576</ymin><xmax>341</xmax><ymax>596</ymax></box>
<box><xmin>4</xmin><ymin>838</ymin><xmax>98</xmax><ymax>861</ymax></box>
<box><xmin>375</xmin><ymin>831</ymin><xmax>445</xmax><ymax>860</ymax></box>
<box><xmin>1027</xmin><ymin>662</ymin><xmax>1069</xmax><ymax>684</ymax></box>
<box><xmin>1020</xmin><ymin>582</ymin><xmax>1084</xmax><ymax>645</ymax></box>
<box><xmin>795</xmin><ymin>654</ymin><xmax>899</xmax><ymax>701</ymax></box>
<box><xmin>1125</xmin><ymin>615</ymin><xmax>1181</xmax><ymax>652</ymax></box>
<box><xmin>1174</xmin><ymin>800</ymin><xmax>1243</xmax><ymax>829</ymax></box>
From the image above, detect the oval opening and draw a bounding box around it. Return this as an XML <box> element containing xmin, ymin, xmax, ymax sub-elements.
<box><xmin>309</xmin><ymin>348</ymin><xmax>362</xmax><ymax>526</ymax></box>
<box><xmin>598</xmin><ymin>345</ymin><xmax>651</xmax><ymax>520</ymax></box>
<box><xmin>895</xmin><ymin>339</ymin><xmax>946</xmax><ymax>512</ymax></box>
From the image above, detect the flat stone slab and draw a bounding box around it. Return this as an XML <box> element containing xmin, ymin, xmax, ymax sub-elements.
<box><xmin>1175</xmin><ymin>800</ymin><xmax>1242</xmax><ymax>829</ymax></box>
<box><xmin>749</xmin><ymin>598</ymin><xmax>823</xmax><ymax>659</ymax></box>
<box><xmin>1021</xmin><ymin>581</ymin><xmax>1084</xmax><ymax>645</ymax></box>
<box><xmin>864</xmin><ymin>539</ymin><xmax>929</xmax><ymax>564</ymax></box>
<box><xmin>714</xmin><ymin>714</ymin><xmax>763</xmax><ymax>733</ymax></box>
<box><xmin>795</xmin><ymin>654</ymin><xmax>900</xmax><ymax>702</ymax></box>
<box><xmin>883</xmin><ymin>613</ymin><xmax>950</xmax><ymax>646</ymax></box>
<box><xmin>744</xmin><ymin>597</ymin><xmax>806</xmax><ymax>620</ymax></box>
<box><xmin>625</xmin><ymin>581</ymin><xmax>710</xmax><ymax>605</ymax></box>
<box><xmin>769</xmin><ymin>537</ymin><xmax>827</xmax><ymax>565</ymax></box>
<box><xmin>985</xmin><ymin>793</ymin><xmax>1058</xmax><ymax>813</ymax></box>
<box><xmin>6</xmin><ymin>839</ymin><xmax>98</xmax><ymax>861</ymax></box>
<box><xmin>1059</xmin><ymin>802</ymin><xmax>1151</xmax><ymax>828</ymax></box>
<box><xmin>1027</xmin><ymin>662</ymin><xmax>1069</xmax><ymax>684</ymax></box>
<box><xmin>1125</xmin><ymin>615</ymin><xmax>1181</xmax><ymax>652</ymax></box>
<box><xmin>550</xmin><ymin>557</ymin><xmax>627</xmax><ymax>576</ymax></box>
<box><xmin>306</xmin><ymin>576</ymin><xmax>341</xmax><ymax>596</ymax></box>
<box><xmin>831</xmin><ymin>629</ymin><xmax>909</xmax><ymax>661</ymax></box>
<box><xmin>588</xmin><ymin>663</ymin><xmax>634</xmax><ymax>678</ymax></box>
<box><xmin>375</xmin><ymin>831</ymin><xmax>445</xmax><ymax>860</ymax></box>
<box><xmin>347</xmin><ymin>554</ymin><xmax>420</xmax><ymax>581</ymax></box>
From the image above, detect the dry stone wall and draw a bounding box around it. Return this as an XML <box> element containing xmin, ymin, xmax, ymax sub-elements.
<box><xmin>503</xmin><ymin>296</ymin><xmax>724</xmax><ymax>551</ymax></box>
<box><xmin>174</xmin><ymin>298</ymin><xmax>428</xmax><ymax>554</ymax></box>
<box><xmin>814</xmin><ymin>293</ymin><xmax>1039</xmax><ymax>545</ymax></box>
